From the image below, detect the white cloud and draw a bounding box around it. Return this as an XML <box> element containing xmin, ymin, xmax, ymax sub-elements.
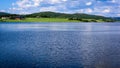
<box><xmin>62</xmin><ymin>0</ymin><xmax>67</xmax><ymax>1</ymax></box>
<box><xmin>86</xmin><ymin>2</ymin><xmax>92</xmax><ymax>6</ymax></box>
<box><xmin>102</xmin><ymin>9</ymin><xmax>110</xmax><ymax>13</ymax></box>
<box><xmin>8</xmin><ymin>0</ymin><xmax>119</xmax><ymax>17</ymax></box>
<box><xmin>39</xmin><ymin>6</ymin><xmax>57</xmax><ymax>12</ymax></box>
<box><xmin>49</xmin><ymin>0</ymin><xmax>61</xmax><ymax>4</ymax></box>
<box><xmin>49</xmin><ymin>0</ymin><xmax>67</xmax><ymax>4</ymax></box>
<box><xmin>39</xmin><ymin>4</ymin><xmax>67</xmax><ymax>12</ymax></box>
<box><xmin>9</xmin><ymin>7</ymin><xmax>23</xmax><ymax>11</ymax></box>
<box><xmin>93</xmin><ymin>6</ymin><xmax>112</xmax><ymax>13</ymax></box>
<box><xmin>0</xmin><ymin>10</ymin><xmax>6</xmax><ymax>12</ymax></box>
<box><xmin>10</xmin><ymin>0</ymin><xmax>69</xmax><ymax>14</ymax></box>
<box><xmin>74</xmin><ymin>8</ymin><xmax>93</xmax><ymax>13</ymax></box>
<box><xmin>86</xmin><ymin>8</ymin><xmax>93</xmax><ymax>13</ymax></box>
<box><xmin>79</xmin><ymin>9</ymin><xmax>84</xmax><ymax>13</ymax></box>
<box><xmin>79</xmin><ymin>8</ymin><xmax>93</xmax><ymax>13</ymax></box>
<box><xmin>111</xmin><ymin>0</ymin><xmax>116</xmax><ymax>3</ymax></box>
<box><xmin>19</xmin><ymin>11</ymin><xmax>31</xmax><ymax>14</ymax></box>
<box><xmin>12</xmin><ymin>3</ymin><xmax>15</xmax><ymax>6</ymax></box>
<box><xmin>68</xmin><ymin>1</ymin><xmax>80</xmax><ymax>8</ymax></box>
<box><xmin>13</xmin><ymin>0</ymin><xmax>68</xmax><ymax>11</ymax></box>
<box><xmin>16</xmin><ymin>0</ymin><xmax>43</xmax><ymax>9</ymax></box>
<box><xmin>117</xmin><ymin>14</ymin><xmax>120</xmax><ymax>16</ymax></box>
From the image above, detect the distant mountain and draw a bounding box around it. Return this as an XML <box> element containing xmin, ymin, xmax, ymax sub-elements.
<box><xmin>0</xmin><ymin>12</ymin><xmax>18</xmax><ymax>17</ymax></box>
<box><xmin>0</xmin><ymin>12</ymin><xmax>10</xmax><ymax>16</ymax></box>
<box><xmin>112</xmin><ymin>17</ymin><xmax>120</xmax><ymax>21</ymax></box>
<box><xmin>26</xmin><ymin>12</ymin><xmax>72</xmax><ymax>18</ymax></box>
<box><xmin>26</xmin><ymin>11</ymin><xmax>110</xmax><ymax>19</ymax></box>
<box><xmin>0</xmin><ymin>11</ymin><xmax>116</xmax><ymax>22</ymax></box>
<box><xmin>0</xmin><ymin>11</ymin><xmax>113</xmax><ymax>20</ymax></box>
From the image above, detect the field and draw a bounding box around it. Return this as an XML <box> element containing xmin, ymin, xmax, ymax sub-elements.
<box><xmin>0</xmin><ymin>18</ymin><xmax>110</xmax><ymax>23</ymax></box>
<box><xmin>1</xmin><ymin>18</ymin><xmax>80</xmax><ymax>22</ymax></box>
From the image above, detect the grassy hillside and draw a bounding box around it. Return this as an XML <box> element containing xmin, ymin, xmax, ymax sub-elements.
<box><xmin>1</xmin><ymin>18</ymin><xmax>79</xmax><ymax>22</ymax></box>
<box><xmin>0</xmin><ymin>12</ymin><xmax>11</xmax><ymax>17</ymax></box>
<box><xmin>25</xmin><ymin>11</ymin><xmax>115</xmax><ymax>22</ymax></box>
<box><xmin>0</xmin><ymin>11</ymin><xmax>116</xmax><ymax>22</ymax></box>
<box><xmin>1</xmin><ymin>18</ymin><xmax>109</xmax><ymax>22</ymax></box>
<box><xmin>0</xmin><ymin>12</ymin><xmax>18</xmax><ymax>18</ymax></box>
<box><xmin>26</xmin><ymin>11</ymin><xmax>109</xmax><ymax>19</ymax></box>
<box><xmin>112</xmin><ymin>17</ymin><xmax>120</xmax><ymax>21</ymax></box>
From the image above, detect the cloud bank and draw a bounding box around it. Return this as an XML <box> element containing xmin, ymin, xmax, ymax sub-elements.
<box><xmin>7</xmin><ymin>0</ymin><xmax>120</xmax><ymax>17</ymax></box>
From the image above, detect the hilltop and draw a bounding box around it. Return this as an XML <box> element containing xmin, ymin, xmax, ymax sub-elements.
<box><xmin>0</xmin><ymin>11</ymin><xmax>116</xmax><ymax>22</ymax></box>
<box><xmin>26</xmin><ymin>11</ymin><xmax>105</xmax><ymax>19</ymax></box>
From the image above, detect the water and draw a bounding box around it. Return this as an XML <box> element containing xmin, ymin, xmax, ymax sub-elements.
<box><xmin>0</xmin><ymin>22</ymin><xmax>120</xmax><ymax>68</ymax></box>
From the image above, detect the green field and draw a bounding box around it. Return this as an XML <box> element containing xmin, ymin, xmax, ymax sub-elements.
<box><xmin>2</xmin><ymin>18</ymin><xmax>80</xmax><ymax>22</ymax></box>
<box><xmin>0</xmin><ymin>18</ymin><xmax>107</xmax><ymax>22</ymax></box>
<box><xmin>0</xmin><ymin>11</ymin><xmax>116</xmax><ymax>23</ymax></box>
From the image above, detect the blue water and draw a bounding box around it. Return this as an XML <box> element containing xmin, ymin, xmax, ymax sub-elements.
<box><xmin>0</xmin><ymin>22</ymin><xmax>120</xmax><ymax>68</ymax></box>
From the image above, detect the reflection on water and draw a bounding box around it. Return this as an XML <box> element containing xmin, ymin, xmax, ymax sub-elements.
<box><xmin>1</xmin><ymin>23</ymin><xmax>120</xmax><ymax>32</ymax></box>
<box><xmin>0</xmin><ymin>23</ymin><xmax>120</xmax><ymax>68</ymax></box>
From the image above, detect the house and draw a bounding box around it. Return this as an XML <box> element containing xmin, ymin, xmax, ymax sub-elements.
<box><xmin>10</xmin><ymin>16</ymin><xmax>25</xmax><ymax>20</ymax></box>
<box><xmin>1</xmin><ymin>17</ymin><xmax>9</xmax><ymax>20</ymax></box>
<box><xmin>15</xmin><ymin>16</ymin><xmax>25</xmax><ymax>20</ymax></box>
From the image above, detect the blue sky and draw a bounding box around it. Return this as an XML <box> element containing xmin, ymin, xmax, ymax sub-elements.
<box><xmin>0</xmin><ymin>0</ymin><xmax>120</xmax><ymax>17</ymax></box>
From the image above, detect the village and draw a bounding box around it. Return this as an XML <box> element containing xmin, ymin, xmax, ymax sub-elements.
<box><xmin>0</xmin><ymin>16</ymin><xmax>25</xmax><ymax>21</ymax></box>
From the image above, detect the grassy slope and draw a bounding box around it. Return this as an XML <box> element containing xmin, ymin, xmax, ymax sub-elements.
<box><xmin>0</xmin><ymin>12</ymin><xmax>115</xmax><ymax>22</ymax></box>
<box><xmin>3</xmin><ymin>18</ymin><xmax>80</xmax><ymax>22</ymax></box>
<box><xmin>1</xmin><ymin>18</ymin><xmax>105</xmax><ymax>22</ymax></box>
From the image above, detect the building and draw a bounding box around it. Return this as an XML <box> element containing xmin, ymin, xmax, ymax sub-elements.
<box><xmin>1</xmin><ymin>17</ymin><xmax>9</xmax><ymax>20</ymax></box>
<box><xmin>15</xmin><ymin>16</ymin><xmax>25</xmax><ymax>20</ymax></box>
<box><xmin>10</xmin><ymin>16</ymin><xmax>25</xmax><ymax>20</ymax></box>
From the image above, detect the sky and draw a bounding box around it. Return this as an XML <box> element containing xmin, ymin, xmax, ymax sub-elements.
<box><xmin>0</xmin><ymin>0</ymin><xmax>120</xmax><ymax>17</ymax></box>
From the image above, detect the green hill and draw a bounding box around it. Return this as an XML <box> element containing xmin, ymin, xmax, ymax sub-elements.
<box><xmin>25</xmin><ymin>11</ymin><xmax>115</xmax><ymax>22</ymax></box>
<box><xmin>26</xmin><ymin>11</ymin><xmax>110</xmax><ymax>19</ymax></box>
<box><xmin>112</xmin><ymin>17</ymin><xmax>120</xmax><ymax>21</ymax></box>
<box><xmin>0</xmin><ymin>12</ymin><xmax>18</xmax><ymax>18</ymax></box>
<box><xmin>0</xmin><ymin>12</ymin><xmax>11</xmax><ymax>17</ymax></box>
<box><xmin>0</xmin><ymin>11</ymin><xmax>116</xmax><ymax>22</ymax></box>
